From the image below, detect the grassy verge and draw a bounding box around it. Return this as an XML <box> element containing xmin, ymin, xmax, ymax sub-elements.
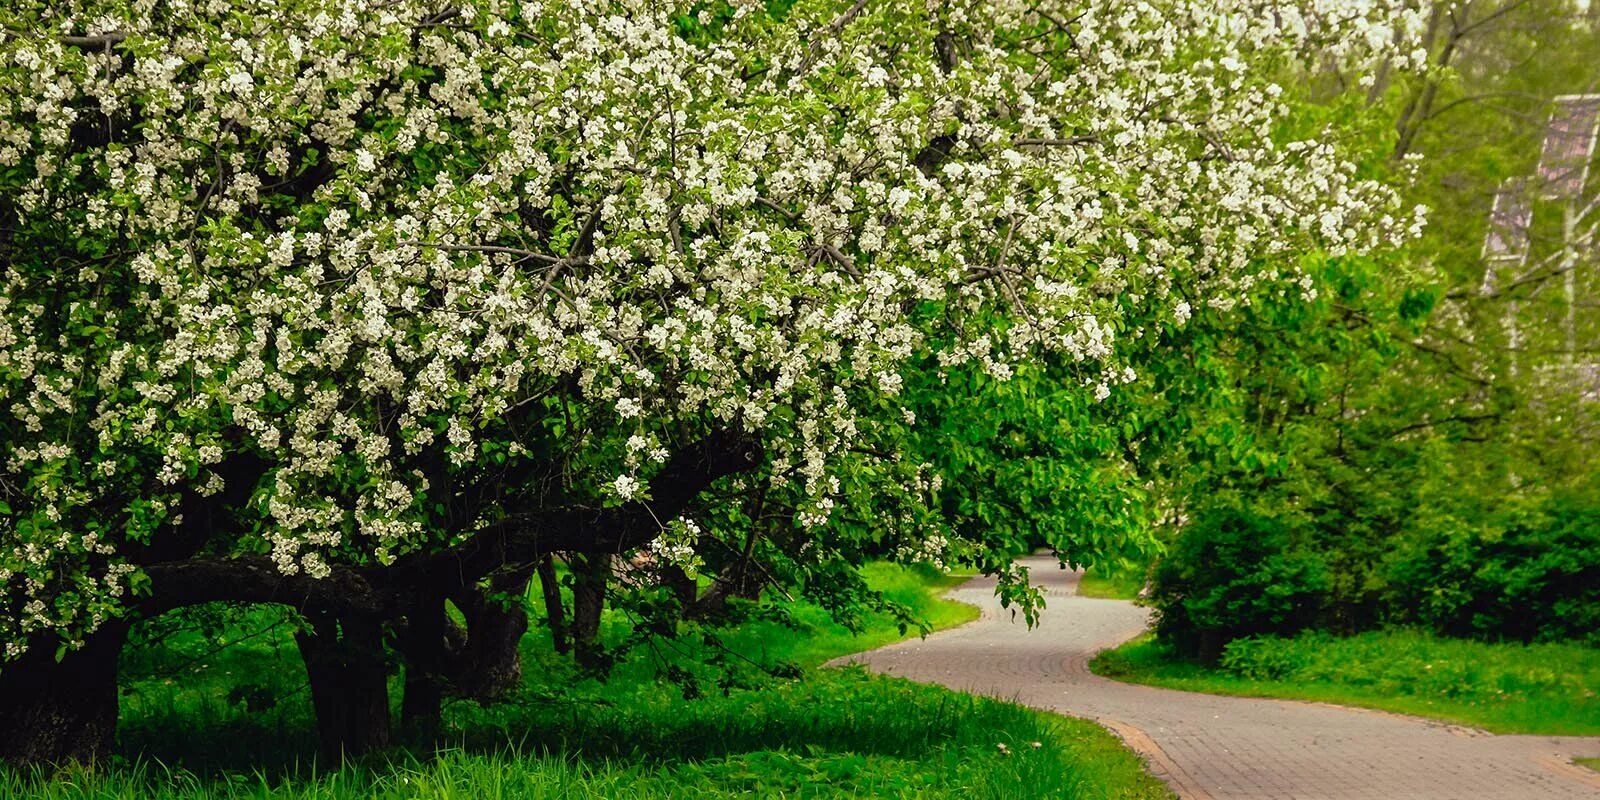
<box><xmin>1091</xmin><ymin>630</ymin><xmax>1600</xmax><ymax>736</ymax></box>
<box><xmin>1073</xmin><ymin>566</ymin><xmax>1144</xmax><ymax>601</ymax></box>
<box><xmin>697</xmin><ymin>562</ymin><xmax>979</xmax><ymax>669</ymax></box>
<box><xmin>7</xmin><ymin>563</ymin><xmax>1171</xmax><ymax>799</ymax></box>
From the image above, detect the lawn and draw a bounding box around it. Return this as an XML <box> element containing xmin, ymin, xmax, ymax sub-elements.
<box><xmin>4</xmin><ymin>563</ymin><xmax>1172</xmax><ymax>799</ymax></box>
<box><xmin>1091</xmin><ymin>630</ymin><xmax>1600</xmax><ymax>736</ymax></box>
<box><xmin>1073</xmin><ymin>566</ymin><xmax>1145</xmax><ymax>601</ymax></box>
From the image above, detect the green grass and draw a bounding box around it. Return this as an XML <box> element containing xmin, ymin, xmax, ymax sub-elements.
<box><xmin>696</xmin><ymin>562</ymin><xmax>980</xmax><ymax>670</ymax></box>
<box><xmin>1091</xmin><ymin>630</ymin><xmax>1600</xmax><ymax>736</ymax></box>
<box><xmin>1577</xmin><ymin>758</ymin><xmax>1600</xmax><ymax>773</ymax></box>
<box><xmin>4</xmin><ymin>563</ymin><xmax>1171</xmax><ymax>799</ymax></box>
<box><xmin>18</xmin><ymin>676</ymin><xmax>1170</xmax><ymax>799</ymax></box>
<box><xmin>1073</xmin><ymin>566</ymin><xmax>1144</xmax><ymax>601</ymax></box>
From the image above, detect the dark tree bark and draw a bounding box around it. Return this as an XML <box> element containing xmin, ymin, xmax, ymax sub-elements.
<box><xmin>570</xmin><ymin>552</ymin><xmax>612</xmax><ymax>668</ymax></box>
<box><xmin>0</xmin><ymin>623</ymin><xmax>129</xmax><ymax>767</ymax></box>
<box><xmin>692</xmin><ymin>518</ymin><xmax>765</xmax><ymax>617</ymax></box>
<box><xmin>400</xmin><ymin>665</ymin><xmax>442</xmax><ymax>736</ymax></box>
<box><xmin>375</xmin><ymin>429</ymin><xmax>761</xmax><ymax>600</ymax></box>
<box><xmin>659</xmin><ymin>563</ymin><xmax>698</xmax><ymax>609</ymax></box>
<box><xmin>690</xmin><ymin>563</ymin><xmax>759</xmax><ymax>619</ymax></box>
<box><xmin>1392</xmin><ymin>3</ymin><xmax>1466</xmax><ymax>160</ymax></box>
<box><xmin>295</xmin><ymin>615</ymin><xmax>392</xmax><ymax>759</ymax></box>
<box><xmin>448</xmin><ymin>565</ymin><xmax>535</xmax><ymax>701</ymax></box>
<box><xmin>536</xmin><ymin>554</ymin><xmax>570</xmax><ymax>654</ymax></box>
<box><xmin>1197</xmin><ymin>629</ymin><xmax>1226</xmax><ymax>665</ymax></box>
<box><xmin>398</xmin><ymin>594</ymin><xmax>447</xmax><ymax>734</ymax></box>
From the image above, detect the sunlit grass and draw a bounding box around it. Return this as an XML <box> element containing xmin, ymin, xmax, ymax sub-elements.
<box><xmin>710</xmin><ymin>562</ymin><xmax>979</xmax><ymax>669</ymax></box>
<box><xmin>1092</xmin><ymin>630</ymin><xmax>1600</xmax><ymax>736</ymax></box>
<box><xmin>1073</xmin><ymin>566</ymin><xmax>1144</xmax><ymax>601</ymax></box>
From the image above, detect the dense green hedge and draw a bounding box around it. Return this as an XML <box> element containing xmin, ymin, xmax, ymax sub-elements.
<box><xmin>1149</xmin><ymin>486</ymin><xmax>1600</xmax><ymax>659</ymax></box>
<box><xmin>1388</xmin><ymin>491</ymin><xmax>1600</xmax><ymax>645</ymax></box>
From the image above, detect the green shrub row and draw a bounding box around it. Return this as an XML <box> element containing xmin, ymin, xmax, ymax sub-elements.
<box><xmin>1149</xmin><ymin>486</ymin><xmax>1600</xmax><ymax>659</ymax></box>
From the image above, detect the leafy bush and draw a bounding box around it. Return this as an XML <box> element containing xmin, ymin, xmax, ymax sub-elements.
<box><xmin>1387</xmin><ymin>489</ymin><xmax>1600</xmax><ymax>645</ymax></box>
<box><xmin>1149</xmin><ymin>503</ymin><xmax>1332</xmax><ymax>661</ymax></box>
<box><xmin>1216</xmin><ymin>634</ymin><xmax>1321</xmax><ymax>681</ymax></box>
<box><xmin>1149</xmin><ymin>476</ymin><xmax>1600</xmax><ymax>654</ymax></box>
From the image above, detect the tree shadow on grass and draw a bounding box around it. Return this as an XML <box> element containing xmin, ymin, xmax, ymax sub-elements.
<box><xmin>109</xmin><ymin>657</ymin><xmax>1015</xmax><ymax>790</ymax></box>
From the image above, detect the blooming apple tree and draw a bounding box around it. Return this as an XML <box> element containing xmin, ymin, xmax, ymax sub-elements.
<box><xmin>0</xmin><ymin>0</ymin><xmax>1424</xmax><ymax>693</ymax></box>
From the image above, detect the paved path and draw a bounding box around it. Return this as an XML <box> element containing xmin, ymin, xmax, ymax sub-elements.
<box><xmin>840</xmin><ymin>554</ymin><xmax>1600</xmax><ymax>800</ymax></box>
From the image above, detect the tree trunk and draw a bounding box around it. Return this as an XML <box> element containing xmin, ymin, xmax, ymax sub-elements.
<box><xmin>449</xmin><ymin>565</ymin><xmax>535</xmax><ymax>701</ymax></box>
<box><xmin>535</xmin><ymin>554</ymin><xmax>570</xmax><ymax>654</ymax></box>
<box><xmin>570</xmin><ymin>552</ymin><xmax>612</xmax><ymax>668</ymax></box>
<box><xmin>296</xmin><ymin>615</ymin><xmax>391</xmax><ymax>760</ymax></box>
<box><xmin>398</xmin><ymin>595</ymin><xmax>446</xmax><ymax>735</ymax></box>
<box><xmin>400</xmin><ymin>667</ymin><xmax>442</xmax><ymax>736</ymax></box>
<box><xmin>691</xmin><ymin>558</ymin><xmax>761</xmax><ymax>619</ymax></box>
<box><xmin>730</xmin><ymin>565</ymin><xmax>764</xmax><ymax>601</ymax></box>
<box><xmin>659</xmin><ymin>563</ymin><xmax>698</xmax><ymax>609</ymax></box>
<box><xmin>0</xmin><ymin>624</ymin><xmax>129</xmax><ymax>768</ymax></box>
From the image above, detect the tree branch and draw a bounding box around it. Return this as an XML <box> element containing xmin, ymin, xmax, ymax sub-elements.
<box><xmin>139</xmin><ymin>430</ymin><xmax>762</xmax><ymax>618</ymax></box>
<box><xmin>60</xmin><ymin>33</ymin><xmax>128</xmax><ymax>50</ymax></box>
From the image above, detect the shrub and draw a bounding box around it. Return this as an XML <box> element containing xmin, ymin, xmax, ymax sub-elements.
<box><xmin>1149</xmin><ymin>503</ymin><xmax>1332</xmax><ymax>661</ymax></box>
<box><xmin>1217</xmin><ymin>633</ymin><xmax>1324</xmax><ymax>681</ymax></box>
<box><xmin>1150</xmin><ymin>476</ymin><xmax>1600</xmax><ymax>656</ymax></box>
<box><xmin>1387</xmin><ymin>490</ymin><xmax>1600</xmax><ymax>645</ymax></box>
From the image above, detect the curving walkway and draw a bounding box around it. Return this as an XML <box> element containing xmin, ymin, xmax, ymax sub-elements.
<box><xmin>839</xmin><ymin>554</ymin><xmax>1600</xmax><ymax>800</ymax></box>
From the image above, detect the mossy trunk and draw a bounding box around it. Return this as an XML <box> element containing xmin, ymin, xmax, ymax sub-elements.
<box><xmin>0</xmin><ymin>624</ymin><xmax>128</xmax><ymax>768</ymax></box>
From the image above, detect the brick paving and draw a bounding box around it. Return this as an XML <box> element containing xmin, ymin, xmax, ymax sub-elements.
<box><xmin>839</xmin><ymin>554</ymin><xmax>1600</xmax><ymax>800</ymax></box>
